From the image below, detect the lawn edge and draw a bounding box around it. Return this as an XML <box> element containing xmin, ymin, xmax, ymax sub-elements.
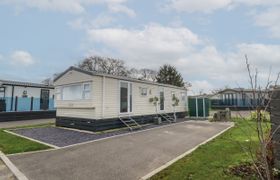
<box><xmin>140</xmin><ymin>122</ymin><xmax>235</xmax><ymax>180</ymax></box>
<box><xmin>0</xmin><ymin>151</ymin><xmax>29</xmax><ymax>180</ymax></box>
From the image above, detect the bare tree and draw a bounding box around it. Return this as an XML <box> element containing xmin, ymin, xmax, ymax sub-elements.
<box><xmin>77</xmin><ymin>56</ymin><xmax>129</xmax><ymax>76</ymax></box>
<box><xmin>230</xmin><ymin>55</ymin><xmax>280</xmax><ymax>180</ymax></box>
<box><xmin>139</xmin><ymin>68</ymin><xmax>157</xmax><ymax>82</ymax></box>
<box><xmin>41</xmin><ymin>73</ymin><xmax>61</xmax><ymax>85</ymax></box>
<box><xmin>128</xmin><ymin>68</ymin><xmax>157</xmax><ymax>81</ymax></box>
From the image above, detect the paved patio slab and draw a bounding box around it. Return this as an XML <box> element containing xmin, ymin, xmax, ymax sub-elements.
<box><xmin>0</xmin><ymin>119</ymin><xmax>55</xmax><ymax>129</ymax></box>
<box><xmin>9</xmin><ymin>121</ymin><xmax>233</xmax><ymax>180</ymax></box>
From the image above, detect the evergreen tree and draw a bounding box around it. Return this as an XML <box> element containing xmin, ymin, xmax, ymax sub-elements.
<box><xmin>156</xmin><ymin>64</ymin><xmax>184</xmax><ymax>87</ymax></box>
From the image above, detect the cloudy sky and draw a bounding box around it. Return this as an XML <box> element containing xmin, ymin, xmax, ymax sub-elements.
<box><xmin>0</xmin><ymin>0</ymin><xmax>280</xmax><ymax>94</ymax></box>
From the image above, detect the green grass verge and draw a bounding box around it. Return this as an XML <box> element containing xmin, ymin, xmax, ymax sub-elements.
<box><xmin>150</xmin><ymin>119</ymin><xmax>270</xmax><ymax>180</ymax></box>
<box><xmin>0</xmin><ymin>124</ymin><xmax>53</xmax><ymax>154</ymax></box>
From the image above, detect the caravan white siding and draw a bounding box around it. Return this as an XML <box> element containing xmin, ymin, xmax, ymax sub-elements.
<box><xmin>55</xmin><ymin>70</ymin><xmax>95</xmax><ymax>118</ymax></box>
<box><xmin>55</xmin><ymin>69</ymin><xmax>187</xmax><ymax>120</ymax></box>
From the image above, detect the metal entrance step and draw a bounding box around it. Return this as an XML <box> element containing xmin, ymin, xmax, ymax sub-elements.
<box><xmin>158</xmin><ymin>113</ymin><xmax>175</xmax><ymax>123</ymax></box>
<box><xmin>119</xmin><ymin>116</ymin><xmax>142</xmax><ymax>131</ymax></box>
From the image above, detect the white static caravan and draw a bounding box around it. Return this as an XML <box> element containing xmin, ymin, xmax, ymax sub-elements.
<box><xmin>54</xmin><ymin>66</ymin><xmax>188</xmax><ymax>131</ymax></box>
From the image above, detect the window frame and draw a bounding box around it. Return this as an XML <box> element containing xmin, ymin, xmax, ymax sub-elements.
<box><xmin>140</xmin><ymin>87</ymin><xmax>148</xmax><ymax>96</ymax></box>
<box><xmin>57</xmin><ymin>82</ymin><xmax>92</xmax><ymax>101</ymax></box>
<box><xmin>181</xmin><ymin>92</ymin><xmax>186</xmax><ymax>101</ymax></box>
<box><xmin>0</xmin><ymin>87</ymin><xmax>5</xmax><ymax>99</ymax></box>
<box><xmin>55</xmin><ymin>87</ymin><xmax>62</xmax><ymax>100</ymax></box>
<box><xmin>82</xmin><ymin>83</ymin><xmax>91</xmax><ymax>100</ymax></box>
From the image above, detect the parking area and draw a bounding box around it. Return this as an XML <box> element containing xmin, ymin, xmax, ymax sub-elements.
<box><xmin>9</xmin><ymin>119</ymin><xmax>190</xmax><ymax>148</ymax></box>
<box><xmin>9</xmin><ymin>120</ymin><xmax>233</xmax><ymax>180</ymax></box>
<box><xmin>10</xmin><ymin>126</ymin><xmax>129</xmax><ymax>147</ymax></box>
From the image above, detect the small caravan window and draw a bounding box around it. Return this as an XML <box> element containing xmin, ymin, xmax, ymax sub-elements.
<box><xmin>181</xmin><ymin>92</ymin><xmax>186</xmax><ymax>101</ymax></box>
<box><xmin>83</xmin><ymin>83</ymin><xmax>91</xmax><ymax>99</ymax></box>
<box><xmin>140</xmin><ymin>87</ymin><xmax>148</xmax><ymax>96</ymax></box>
<box><xmin>55</xmin><ymin>88</ymin><xmax>62</xmax><ymax>100</ymax></box>
<box><xmin>171</xmin><ymin>91</ymin><xmax>175</xmax><ymax>99</ymax></box>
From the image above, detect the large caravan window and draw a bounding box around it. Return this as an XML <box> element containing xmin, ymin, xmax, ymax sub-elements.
<box><xmin>63</xmin><ymin>84</ymin><xmax>83</xmax><ymax>100</ymax></box>
<box><xmin>120</xmin><ymin>82</ymin><xmax>132</xmax><ymax>113</ymax></box>
<box><xmin>58</xmin><ymin>82</ymin><xmax>91</xmax><ymax>101</ymax></box>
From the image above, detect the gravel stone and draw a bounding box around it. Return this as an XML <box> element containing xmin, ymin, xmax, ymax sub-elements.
<box><xmin>11</xmin><ymin>119</ymin><xmax>189</xmax><ymax>147</ymax></box>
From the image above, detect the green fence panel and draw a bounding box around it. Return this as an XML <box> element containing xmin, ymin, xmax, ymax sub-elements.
<box><xmin>188</xmin><ymin>98</ymin><xmax>197</xmax><ymax>117</ymax></box>
<box><xmin>188</xmin><ymin>97</ymin><xmax>210</xmax><ymax>117</ymax></box>
<box><xmin>205</xmin><ymin>98</ymin><xmax>210</xmax><ymax>117</ymax></box>
<box><xmin>197</xmin><ymin>98</ymin><xmax>204</xmax><ymax>117</ymax></box>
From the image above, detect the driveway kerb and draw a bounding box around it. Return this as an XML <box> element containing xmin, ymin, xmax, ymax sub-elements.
<box><xmin>140</xmin><ymin>122</ymin><xmax>235</xmax><ymax>180</ymax></box>
<box><xmin>7</xmin><ymin>120</ymin><xmax>231</xmax><ymax>157</ymax></box>
<box><xmin>0</xmin><ymin>151</ymin><xmax>28</xmax><ymax>180</ymax></box>
<box><xmin>8</xmin><ymin>121</ymin><xmax>233</xmax><ymax>180</ymax></box>
<box><xmin>9</xmin><ymin>119</ymin><xmax>201</xmax><ymax>154</ymax></box>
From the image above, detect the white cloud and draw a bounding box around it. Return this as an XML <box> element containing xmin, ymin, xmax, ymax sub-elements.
<box><xmin>164</xmin><ymin>1</ymin><xmax>280</xmax><ymax>38</ymax></box>
<box><xmin>166</xmin><ymin>0</ymin><xmax>233</xmax><ymax>13</ymax></box>
<box><xmin>108</xmin><ymin>3</ymin><xmax>136</xmax><ymax>17</ymax></box>
<box><xmin>87</xmin><ymin>24</ymin><xmax>201</xmax><ymax>67</ymax></box>
<box><xmin>85</xmin><ymin>24</ymin><xmax>280</xmax><ymax>94</ymax></box>
<box><xmin>68</xmin><ymin>14</ymin><xmax>116</xmax><ymax>30</ymax></box>
<box><xmin>189</xmin><ymin>80</ymin><xmax>215</xmax><ymax>94</ymax></box>
<box><xmin>10</xmin><ymin>50</ymin><xmax>35</xmax><ymax>66</ymax></box>
<box><xmin>0</xmin><ymin>0</ymin><xmax>135</xmax><ymax>16</ymax></box>
<box><xmin>253</xmin><ymin>7</ymin><xmax>280</xmax><ymax>38</ymax></box>
<box><xmin>165</xmin><ymin>0</ymin><xmax>280</xmax><ymax>13</ymax></box>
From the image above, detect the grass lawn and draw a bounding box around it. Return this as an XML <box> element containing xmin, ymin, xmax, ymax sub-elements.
<box><xmin>0</xmin><ymin>124</ymin><xmax>52</xmax><ymax>154</ymax></box>
<box><xmin>151</xmin><ymin>118</ymin><xmax>270</xmax><ymax>180</ymax></box>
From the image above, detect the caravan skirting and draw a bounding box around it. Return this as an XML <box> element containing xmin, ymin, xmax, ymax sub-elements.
<box><xmin>56</xmin><ymin>112</ymin><xmax>187</xmax><ymax>131</ymax></box>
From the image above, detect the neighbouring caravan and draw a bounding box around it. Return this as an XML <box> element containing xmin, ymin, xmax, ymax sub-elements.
<box><xmin>210</xmin><ymin>88</ymin><xmax>269</xmax><ymax>109</ymax></box>
<box><xmin>54</xmin><ymin>66</ymin><xmax>188</xmax><ymax>131</ymax></box>
<box><xmin>0</xmin><ymin>79</ymin><xmax>55</xmax><ymax>121</ymax></box>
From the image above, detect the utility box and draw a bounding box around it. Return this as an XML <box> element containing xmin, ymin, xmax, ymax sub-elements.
<box><xmin>212</xmin><ymin>108</ymin><xmax>231</xmax><ymax>121</ymax></box>
<box><xmin>188</xmin><ymin>96</ymin><xmax>210</xmax><ymax>118</ymax></box>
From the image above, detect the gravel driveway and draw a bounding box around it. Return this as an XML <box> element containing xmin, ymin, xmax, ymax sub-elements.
<box><xmin>11</xmin><ymin>127</ymin><xmax>129</xmax><ymax>147</ymax></box>
<box><xmin>10</xmin><ymin>119</ymin><xmax>189</xmax><ymax>147</ymax></box>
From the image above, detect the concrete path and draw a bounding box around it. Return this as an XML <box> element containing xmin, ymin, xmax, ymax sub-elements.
<box><xmin>0</xmin><ymin>118</ymin><xmax>55</xmax><ymax>129</ymax></box>
<box><xmin>9</xmin><ymin>121</ymin><xmax>233</xmax><ymax>180</ymax></box>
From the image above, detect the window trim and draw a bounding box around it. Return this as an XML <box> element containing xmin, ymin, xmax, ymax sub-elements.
<box><xmin>140</xmin><ymin>87</ymin><xmax>148</xmax><ymax>96</ymax></box>
<box><xmin>0</xmin><ymin>87</ymin><xmax>5</xmax><ymax>98</ymax></box>
<box><xmin>82</xmin><ymin>83</ymin><xmax>91</xmax><ymax>100</ymax></box>
<box><xmin>57</xmin><ymin>82</ymin><xmax>92</xmax><ymax>101</ymax></box>
<box><xmin>181</xmin><ymin>92</ymin><xmax>186</xmax><ymax>101</ymax></box>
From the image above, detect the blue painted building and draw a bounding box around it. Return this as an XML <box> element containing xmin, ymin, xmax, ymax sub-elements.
<box><xmin>0</xmin><ymin>79</ymin><xmax>55</xmax><ymax>112</ymax></box>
